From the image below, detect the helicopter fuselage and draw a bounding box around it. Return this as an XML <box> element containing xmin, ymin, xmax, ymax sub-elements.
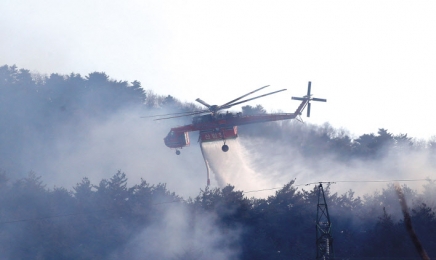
<box><xmin>163</xmin><ymin>112</ymin><xmax>299</xmax><ymax>149</ymax></box>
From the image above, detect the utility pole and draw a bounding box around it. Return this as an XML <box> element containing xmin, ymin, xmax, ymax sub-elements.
<box><xmin>316</xmin><ymin>183</ymin><xmax>334</xmax><ymax>259</ymax></box>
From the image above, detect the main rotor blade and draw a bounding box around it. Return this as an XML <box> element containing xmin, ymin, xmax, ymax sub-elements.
<box><xmin>195</xmin><ymin>98</ymin><xmax>211</xmax><ymax>108</ymax></box>
<box><xmin>291</xmin><ymin>97</ymin><xmax>306</xmax><ymax>101</ymax></box>
<box><xmin>312</xmin><ymin>98</ymin><xmax>327</xmax><ymax>102</ymax></box>
<box><xmin>141</xmin><ymin>110</ymin><xmax>207</xmax><ymax>118</ymax></box>
<box><xmin>154</xmin><ymin>110</ymin><xmax>209</xmax><ymax>121</ymax></box>
<box><xmin>221</xmin><ymin>89</ymin><xmax>287</xmax><ymax>108</ymax></box>
<box><xmin>219</xmin><ymin>85</ymin><xmax>270</xmax><ymax>108</ymax></box>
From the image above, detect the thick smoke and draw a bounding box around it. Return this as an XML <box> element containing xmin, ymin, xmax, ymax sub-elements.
<box><xmin>203</xmin><ymin>135</ymin><xmax>425</xmax><ymax>193</ymax></box>
<box><xmin>200</xmin><ymin>124</ymin><xmax>436</xmax><ymax>223</ymax></box>
<box><xmin>109</xmin><ymin>203</ymin><xmax>240</xmax><ymax>260</ymax></box>
<box><xmin>17</xmin><ymin>106</ymin><xmax>208</xmax><ymax>198</ymax></box>
<box><xmin>239</xmin><ymin>136</ymin><xmax>434</xmax><ymax>195</ymax></box>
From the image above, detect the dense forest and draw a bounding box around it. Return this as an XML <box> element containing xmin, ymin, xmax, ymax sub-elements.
<box><xmin>1</xmin><ymin>64</ymin><xmax>435</xmax><ymax>259</ymax></box>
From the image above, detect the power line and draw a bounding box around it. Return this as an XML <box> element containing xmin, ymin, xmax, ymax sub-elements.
<box><xmin>243</xmin><ymin>187</ymin><xmax>282</xmax><ymax>193</ymax></box>
<box><xmin>324</xmin><ymin>178</ymin><xmax>432</xmax><ymax>184</ymax></box>
<box><xmin>244</xmin><ymin>178</ymin><xmax>435</xmax><ymax>193</ymax></box>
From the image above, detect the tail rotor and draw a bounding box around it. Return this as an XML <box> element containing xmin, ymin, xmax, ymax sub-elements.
<box><xmin>291</xmin><ymin>81</ymin><xmax>326</xmax><ymax>117</ymax></box>
<box><xmin>307</xmin><ymin>102</ymin><xmax>311</xmax><ymax>117</ymax></box>
<box><xmin>307</xmin><ymin>81</ymin><xmax>312</xmax><ymax>97</ymax></box>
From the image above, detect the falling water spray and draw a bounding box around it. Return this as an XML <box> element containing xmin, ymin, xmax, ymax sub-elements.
<box><xmin>199</xmin><ymin>139</ymin><xmax>275</xmax><ymax>195</ymax></box>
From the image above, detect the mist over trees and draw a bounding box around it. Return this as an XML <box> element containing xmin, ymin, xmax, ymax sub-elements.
<box><xmin>1</xmin><ymin>64</ymin><xmax>436</xmax><ymax>259</ymax></box>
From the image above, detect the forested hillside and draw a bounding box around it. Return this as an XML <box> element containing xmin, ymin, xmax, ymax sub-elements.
<box><xmin>1</xmin><ymin>64</ymin><xmax>435</xmax><ymax>259</ymax></box>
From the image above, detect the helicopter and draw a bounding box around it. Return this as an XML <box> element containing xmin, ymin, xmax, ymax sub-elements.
<box><xmin>150</xmin><ymin>82</ymin><xmax>326</xmax><ymax>155</ymax></box>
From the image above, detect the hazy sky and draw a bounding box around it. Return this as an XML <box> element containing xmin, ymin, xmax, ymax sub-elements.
<box><xmin>2</xmin><ymin>0</ymin><xmax>436</xmax><ymax>139</ymax></box>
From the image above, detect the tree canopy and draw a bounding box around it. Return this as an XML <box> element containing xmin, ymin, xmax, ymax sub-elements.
<box><xmin>0</xmin><ymin>171</ymin><xmax>435</xmax><ymax>259</ymax></box>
